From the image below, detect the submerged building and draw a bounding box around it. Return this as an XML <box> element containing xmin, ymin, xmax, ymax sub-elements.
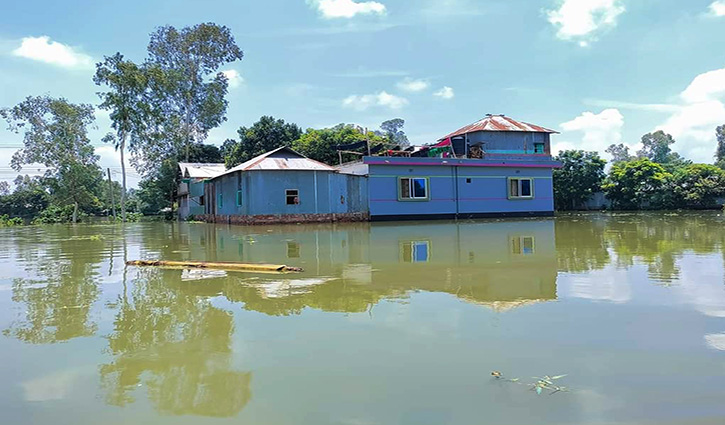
<box><xmin>183</xmin><ymin>114</ymin><xmax>561</xmax><ymax>224</ymax></box>
<box><xmin>178</xmin><ymin>162</ymin><xmax>226</xmax><ymax>219</ymax></box>
<box><xmin>341</xmin><ymin>114</ymin><xmax>561</xmax><ymax>221</ymax></box>
<box><xmin>199</xmin><ymin>147</ymin><xmax>368</xmax><ymax>224</ymax></box>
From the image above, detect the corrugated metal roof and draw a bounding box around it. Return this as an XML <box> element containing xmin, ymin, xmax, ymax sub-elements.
<box><xmin>221</xmin><ymin>147</ymin><xmax>335</xmax><ymax>176</ymax></box>
<box><xmin>178</xmin><ymin>162</ymin><xmax>226</xmax><ymax>178</ymax></box>
<box><xmin>439</xmin><ymin>114</ymin><xmax>558</xmax><ymax>140</ymax></box>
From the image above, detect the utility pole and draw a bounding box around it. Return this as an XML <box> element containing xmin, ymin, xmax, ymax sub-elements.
<box><xmin>107</xmin><ymin>168</ymin><xmax>117</xmax><ymax>221</ymax></box>
<box><xmin>365</xmin><ymin>127</ymin><xmax>371</xmax><ymax>156</ymax></box>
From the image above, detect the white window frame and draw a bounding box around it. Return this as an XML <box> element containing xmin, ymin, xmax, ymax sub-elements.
<box><xmin>507</xmin><ymin>177</ymin><xmax>534</xmax><ymax>200</ymax></box>
<box><xmin>398</xmin><ymin>177</ymin><xmax>429</xmax><ymax>201</ymax></box>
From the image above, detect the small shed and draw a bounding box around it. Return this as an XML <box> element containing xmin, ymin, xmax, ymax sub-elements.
<box><xmin>202</xmin><ymin>147</ymin><xmax>368</xmax><ymax>224</ymax></box>
<box><xmin>178</xmin><ymin>162</ymin><xmax>226</xmax><ymax>219</ymax></box>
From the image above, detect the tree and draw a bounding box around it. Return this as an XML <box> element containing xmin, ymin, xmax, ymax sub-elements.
<box><xmin>0</xmin><ymin>181</ymin><xmax>9</xmax><ymax>196</ymax></box>
<box><xmin>95</xmin><ymin>53</ymin><xmax>155</xmax><ymax>223</ymax></box>
<box><xmin>220</xmin><ymin>138</ymin><xmax>236</xmax><ymax>160</ymax></box>
<box><xmin>224</xmin><ymin>116</ymin><xmax>302</xmax><ymax>168</ymax></box>
<box><xmin>292</xmin><ymin>124</ymin><xmax>386</xmax><ymax>165</ymax></box>
<box><xmin>715</xmin><ymin>125</ymin><xmax>725</xmax><ymax>164</ymax></box>
<box><xmin>380</xmin><ymin>118</ymin><xmax>409</xmax><ymax>147</ymax></box>
<box><xmin>602</xmin><ymin>158</ymin><xmax>672</xmax><ymax>210</ymax></box>
<box><xmin>672</xmin><ymin>164</ymin><xmax>725</xmax><ymax>209</ymax></box>
<box><xmin>553</xmin><ymin>150</ymin><xmax>606</xmax><ymax>210</ymax></box>
<box><xmin>637</xmin><ymin>131</ymin><xmax>675</xmax><ymax>163</ymax></box>
<box><xmin>146</xmin><ymin>23</ymin><xmax>244</xmax><ymax>163</ymax></box>
<box><xmin>0</xmin><ymin>176</ymin><xmax>49</xmax><ymax>219</ymax></box>
<box><xmin>1</xmin><ymin>96</ymin><xmax>101</xmax><ymax>222</ymax></box>
<box><xmin>605</xmin><ymin>143</ymin><xmax>633</xmax><ymax>163</ymax></box>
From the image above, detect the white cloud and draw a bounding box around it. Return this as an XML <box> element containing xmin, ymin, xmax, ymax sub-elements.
<box><xmin>656</xmin><ymin>67</ymin><xmax>725</xmax><ymax>162</ymax></box>
<box><xmin>554</xmin><ymin>108</ymin><xmax>625</xmax><ymax>158</ymax></box>
<box><xmin>221</xmin><ymin>69</ymin><xmax>243</xmax><ymax>88</ymax></box>
<box><xmin>433</xmin><ymin>86</ymin><xmax>455</xmax><ymax>99</ymax></box>
<box><xmin>396</xmin><ymin>78</ymin><xmax>429</xmax><ymax>93</ymax></box>
<box><xmin>12</xmin><ymin>36</ymin><xmax>93</xmax><ymax>69</ymax></box>
<box><xmin>546</xmin><ymin>0</ymin><xmax>625</xmax><ymax>46</ymax></box>
<box><xmin>709</xmin><ymin>1</ymin><xmax>725</xmax><ymax>16</ymax></box>
<box><xmin>308</xmin><ymin>0</ymin><xmax>386</xmax><ymax>19</ymax></box>
<box><xmin>342</xmin><ymin>91</ymin><xmax>408</xmax><ymax>110</ymax></box>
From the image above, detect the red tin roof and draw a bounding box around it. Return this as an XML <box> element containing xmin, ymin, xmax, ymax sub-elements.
<box><xmin>439</xmin><ymin>114</ymin><xmax>558</xmax><ymax>140</ymax></box>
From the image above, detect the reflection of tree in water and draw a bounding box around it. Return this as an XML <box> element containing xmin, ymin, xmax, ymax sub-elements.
<box><xmin>555</xmin><ymin>217</ymin><xmax>611</xmax><ymax>273</ymax></box>
<box><xmin>100</xmin><ymin>268</ymin><xmax>251</xmax><ymax>417</ymax></box>
<box><xmin>556</xmin><ymin>213</ymin><xmax>725</xmax><ymax>284</ymax></box>
<box><xmin>604</xmin><ymin>214</ymin><xmax>725</xmax><ymax>283</ymax></box>
<box><xmin>3</xmin><ymin>235</ymin><xmax>103</xmax><ymax>344</ymax></box>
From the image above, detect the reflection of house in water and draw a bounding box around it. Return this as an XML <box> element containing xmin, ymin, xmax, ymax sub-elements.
<box><xmin>178</xmin><ymin>219</ymin><xmax>557</xmax><ymax>314</ymax></box>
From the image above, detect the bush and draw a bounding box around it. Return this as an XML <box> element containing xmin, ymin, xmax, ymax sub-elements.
<box><xmin>32</xmin><ymin>205</ymin><xmax>88</xmax><ymax>224</ymax></box>
<box><xmin>0</xmin><ymin>214</ymin><xmax>23</xmax><ymax>227</ymax></box>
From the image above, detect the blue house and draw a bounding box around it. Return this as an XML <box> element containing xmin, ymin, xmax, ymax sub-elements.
<box><xmin>178</xmin><ymin>162</ymin><xmax>226</xmax><ymax>219</ymax></box>
<box><xmin>201</xmin><ymin>147</ymin><xmax>369</xmax><ymax>224</ymax></box>
<box><xmin>339</xmin><ymin>114</ymin><xmax>561</xmax><ymax>221</ymax></box>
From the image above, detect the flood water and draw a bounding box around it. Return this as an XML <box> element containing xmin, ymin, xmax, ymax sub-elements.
<box><xmin>2</xmin><ymin>213</ymin><xmax>725</xmax><ymax>425</ymax></box>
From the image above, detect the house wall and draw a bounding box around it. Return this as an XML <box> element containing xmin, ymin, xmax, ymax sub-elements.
<box><xmin>178</xmin><ymin>180</ymin><xmax>207</xmax><ymax>219</ymax></box>
<box><xmin>205</xmin><ymin>170</ymin><xmax>368</xmax><ymax>223</ymax></box>
<box><xmin>461</xmin><ymin>131</ymin><xmax>551</xmax><ymax>156</ymax></box>
<box><xmin>367</xmin><ymin>163</ymin><xmax>554</xmax><ymax>220</ymax></box>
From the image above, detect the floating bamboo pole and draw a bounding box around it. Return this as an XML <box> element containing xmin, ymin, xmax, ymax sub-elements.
<box><xmin>126</xmin><ymin>260</ymin><xmax>303</xmax><ymax>273</ymax></box>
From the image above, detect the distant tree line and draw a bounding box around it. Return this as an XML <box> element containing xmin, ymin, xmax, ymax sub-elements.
<box><xmin>554</xmin><ymin>128</ymin><xmax>725</xmax><ymax>210</ymax></box>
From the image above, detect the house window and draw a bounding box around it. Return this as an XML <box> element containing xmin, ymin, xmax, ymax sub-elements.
<box><xmin>199</xmin><ymin>195</ymin><xmax>204</xmax><ymax>206</ymax></box>
<box><xmin>399</xmin><ymin>177</ymin><xmax>429</xmax><ymax>201</ymax></box>
<box><xmin>511</xmin><ymin>236</ymin><xmax>535</xmax><ymax>255</ymax></box>
<box><xmin>236</xmin><ymin>190</ymin><xmax>243</xmax><ymax>207</ymax></box>
<box><xmin>534</xmin><ymin>143</ymin><xmax>545</xmax><ymax>154</ymax></box>
<box><xmin>508</xmin><ymin>178</ymin><xmax>533</xmax><ymax>199</ymax></box>
<box><xmin>401</xmin><ymin>241</ymin><xmax>430</xmax><ymax>263</ymax></box>
<box><xmin>286</xmin><ymin>189</ymin><xmax>299</xmax><ymax>205</ymax></box>
<box><xmin>217</xmin><ymin>193</ymin><xmax>223</xmax><ymax>208</ymax></box>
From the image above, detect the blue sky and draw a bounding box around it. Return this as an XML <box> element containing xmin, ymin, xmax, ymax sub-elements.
<box><xmin>2</xmin><ymin>0</ymin><xmax>725</xmax><ymax>187</ymax></box>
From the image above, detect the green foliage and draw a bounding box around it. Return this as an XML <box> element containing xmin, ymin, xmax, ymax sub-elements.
<box><xmin>0</xmin><ymin>214</ymin><xmax>23</xmax><ymax>227</ymax></box>
<box><xmin>95</xmin><ymin>53</ymin><xmax>158</xmax><ymax>222</ymax></box>
<box><xmin>671</xmin><ymin>164</ymin><xmax>725</xmax><ymax>209</ymax></box>
<box><xmin>603</xmin><ymin>158</ymin><xmax>672</xmax><ymax>210</ymax></box>
<box><xmin>145</xmin><ymin>22</ymin><xmax>243</xmax><ymax>163</ymax></box>
<box><xmin>225</xmin><ymin>116</ymin><xmax>302</xmax><ymax>167</ymax></box>
<box><xmin>32</xmin><ymin>205</ymin><xmax>89</xmax><ymax>224</ymax></box>
<box><xmin>715</xmin><ymin>124</ymin><xmax>725</xmax><ymax>163</ymax></box>
<box><xmin>0</xmin><ymin>176</ymin><xmax>50</xmax><ymax>219</ymax></box>
<box><xmin>1</xmin><ymin>95</ymin><xmax>102</xmax><ymax>222</ymax></box>
<box><xmin>380</xmin><ymin>118</ymin><xmax>409</xmax><ymax>147</ymax></box>
<box><xmin>292</xmin><ymin>123</ymin><xmax>386</xmax><ymax>165</ymax></box>
<box><xmin>553</xmin><ymin>150</ymin><xmax>606</xmax><ymax>210</ymax></box>
<box><xmin>605</xmin><ymin>143</ymin><xmax>634</xmax><ymax>163</ymax></box>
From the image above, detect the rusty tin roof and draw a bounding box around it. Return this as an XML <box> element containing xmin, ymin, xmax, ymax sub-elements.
<box><xmin>439</xmin><ymin>114</ymin><xmax>558</xmax><ymax>140</ymax></box>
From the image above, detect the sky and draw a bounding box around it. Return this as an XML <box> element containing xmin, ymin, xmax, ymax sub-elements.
<box><xmin>1</xmin><ymin>0</ymin><xmax>725</xmax><ymax>188</ymax></box>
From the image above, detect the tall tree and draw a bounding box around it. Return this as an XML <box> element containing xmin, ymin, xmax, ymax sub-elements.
<box><xmin>637</xmin><ymin>131</ymin><xmax>676</xmax><ymax>163</ymax></box>
<box><xmin>605</xmin><ymin>143</ymin><xmax>633</xmax><ymax>163</ymax></box>
<box><xmin>94</xmin><ymin>53</ymin><xmax>154</xmax><ymax>222</ymax></box>
<box><xmin>293</xmin><ymin>124</ymin><xmax>386</xmax><ymax>165</ymax></box>
<box><xmin>1</xmin><ymin>96</ymin><xmax>101</xmax><ymax>222</ymax></box>
<box><xmin>602</xmin><ymin>158</ymin><xmax>672</xmax><ymax>210</ymax></box>
<box><xmin>553</xmin><ymin>150</ymin><xmax>606</xmax><ymax>210</ymax></box>
<box><xmin>380</xmin><ymin>118</ymin><xmax>409</xmax><ymax>147</ymax></box>
<box><xmin>224</xmin><ymin>116</ymin><xmax>302</xmax><ymax>168</ymax></box>
<box><xmin>715</xmin><ymin>124</ymin><xmax>725</xmax><ymax>164</ymax></box>
<box><xmin>146</xmin><ymin>23</ymin><xmax>244</xmax><ymax>163</ymax></box>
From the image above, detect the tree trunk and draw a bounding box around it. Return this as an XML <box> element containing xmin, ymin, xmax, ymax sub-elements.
<box><xmin>107</xmin><ymin>168</ymin><xmax>117</xmax><ymax>221</ymax></box>
<box><xmin>72</xmin><ymin>201</ymin><xmax>78</xmax><ymax>223</ymax></box>
<box><xmin>120</xmin><ymin>137</ymin><xmax>127</xmax><ymax>223</ymax></box>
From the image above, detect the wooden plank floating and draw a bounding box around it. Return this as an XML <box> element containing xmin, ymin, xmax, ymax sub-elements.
<box><xmin>126</xmin><ymin>260</ymin><xmax>303</xmax><ymax>273</ymax></box>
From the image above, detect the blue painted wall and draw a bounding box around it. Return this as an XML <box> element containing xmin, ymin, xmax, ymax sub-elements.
<box><xmin>210</xmin><ymin>170</ymin><xmax>368</xmax><ymax>217</ymax></box>
<box><xmin>367</xmin><ymin>163</ymin><xmax>554</xmax><ymax>218</ymax></box>
<box><xmin>455</xmin><ymin>131</ymin><xmax>551</xmax><ymax>155</ymax></box>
